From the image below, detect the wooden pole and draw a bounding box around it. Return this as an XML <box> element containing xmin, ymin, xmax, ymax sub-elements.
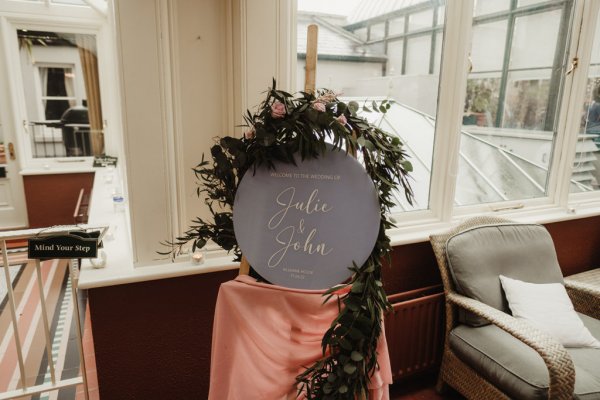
<box><xmin>304</xmin><ymin>24</ymin><xmax>319</xmax><ymax>93</ymax></box>
<box><xmin>239</xmin><ymin>25</ymin><xmax>320</xmax><ymax>276</ymax></box>
<box><xmin>239</xmin><ymin>255</ymin><xmax>250</xmax><ymax>275</ymax></box>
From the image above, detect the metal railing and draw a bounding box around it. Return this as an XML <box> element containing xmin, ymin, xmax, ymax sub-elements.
<box><xmin>0</xmin><ymin>225</ymin><xmax>106</xmax><ymax>400</ymax></box>
<box><xmin>27</xmin><ymin>122</ymin><xmax>103</xmax><ymax>158</ymax></box>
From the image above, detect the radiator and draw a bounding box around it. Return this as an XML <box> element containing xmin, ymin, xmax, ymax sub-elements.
<box><xmin>385</xmin><ymin>285</ymin><xmax>444</xmax><ymax>381</ymax></box>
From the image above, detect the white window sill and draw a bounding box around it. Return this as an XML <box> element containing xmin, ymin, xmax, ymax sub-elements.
<box><xmin>78</xmin><ymin>167</ymin><xmax>240</xmax><ymax>290</ymax></box>
<box><xmin>78</xmin><ymin>168</ymin><xmax>600</xmax><ymax>290</ymax></box>
<box><xmin>20</xmin><ymin>158</ymin><xmax>95</xmax><ymax>176</ymax></box>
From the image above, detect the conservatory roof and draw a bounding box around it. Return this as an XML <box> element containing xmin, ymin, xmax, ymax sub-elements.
<box><xmin>297</xmin><ymin>13</ymin><xmax>386</xmax><ymax>61</ymax></box>
<box><xmin>348</xmin><ymin>99</ymin><xmax>593</xmax><ymax>213</ymax></box>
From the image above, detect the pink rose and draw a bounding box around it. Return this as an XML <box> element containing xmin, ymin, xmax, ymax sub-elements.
<box><xmin>270</xmin><ymin>101</ymin><xmax>286</xmax><ymax>119</ymax></box>
<box><xmin>336</xmin><ymin>114</ymin><xmax>347</xmax><ymax>126</ymax></box>
<box><xmin>312</xmin><ymin>102</ymin><xmax>326</xmax><ymax>112</ymax></box>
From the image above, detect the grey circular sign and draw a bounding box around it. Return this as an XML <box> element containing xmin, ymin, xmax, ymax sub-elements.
<box><xmin>233</xmin><ymin>147</ymin><xmax>380</xmax><ymax>289</ymax></box>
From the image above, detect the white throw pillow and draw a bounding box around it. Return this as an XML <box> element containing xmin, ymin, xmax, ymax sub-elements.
<box><xmin>499</xmin><ymin>275</ymin><xmax>600</xmax><ymax>348</ymax></box>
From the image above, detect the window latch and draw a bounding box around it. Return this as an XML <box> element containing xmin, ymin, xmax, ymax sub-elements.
<box><xmin>491</xmin><ymin>203</ymin><xmax>524</xmax><ymax>212</ymax></box>
<box><xmin>565</xmin><ymin>57</ymin><xmax>579</xmax><ymax>76</ymax></box>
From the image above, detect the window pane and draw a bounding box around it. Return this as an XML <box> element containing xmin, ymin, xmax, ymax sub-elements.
<box><xmin>571</xmin><ymin>11</ymin><xmax>600</xmax><ymax>192</ymax></box>
<box><xmin>388</xmin><ymin>17</ymin><xmax>405</xmax><ymax>36</ymax></box>
<box><xmin>502</xmin><ymin>70</ymin><xmax>552</xmax><ymax>130</ymax></box>
<box><xmin>354</xmin><ymin>27</ymin><xmax>367</xmax><ymax>41</ymax></box>
<box><xmin>387</xmin><ymin>40</ymin><xmax>404</xmax><ymax>76</ymax></box>
<box><xmin>474</xmin><ymin>0</ymin><xmax>510</xmax><ymax>16</ymax></box>
<box><xmin>518</xmin><ymin>0</ymin><xmax>549</xmax><ymax>8</ymax></box>
<box><xmin>471</xmin><ymin>21</ymin><xmax>508</xmax><ymax>72</ymax></box>
<box><xmin>408</xmin><ymin>10</ymin><xmax>433</xmax><ymax>32</ymax></box>
<box><xmin>369</xmin><ymin>22</ymin><xmax>385</xmax><ymax>41</ymax></box>
<box><xmin>405</xmin><ymin>35</ymin><xmax>431</xmax><ymax>75</ymax></box>
<box><xmin>296</xmin><ymin>1</ymin><xmax>446</xmax><ymax>212</ymax></box>
<box><xmin>456</xmin><ymin>5</ymin><xmax>572</xmax><ymax>206</ymax></box>
<box><xmin>510</xmin><ymin>10</ymin><xmax>562</xmax><ymax>70</ymax></box>
<box><xmin>17</xmin><ymin>30</ymin><xmax>104</xmax><ymax>158</ymax></box>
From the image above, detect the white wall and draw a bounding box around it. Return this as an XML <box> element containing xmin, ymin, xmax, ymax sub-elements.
<box><xmin>115</xmin><ymin>0</ymin><xmax>295</xmax><ymax>265</ymax></box>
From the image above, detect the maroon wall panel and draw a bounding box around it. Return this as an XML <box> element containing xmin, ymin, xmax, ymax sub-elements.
<box><xmin>383</xmin><ymin>241</ymin><xmax>441</xmax><ymax>294</ymax></box>
<box><xmin>88</xmin><ymin>217</ymin><xmax>600</xmax><ymax>398</ymax></box>
<box><xmin>546</xmin><ymin>215</ymin><xmax>600</xmax><ymax>277</ymax></box>
<box><xmin>89</xmin><ymin>269</ymin><xmax>237</xmax><ymax>400</ymax></box>
<box><xmin>23</xmin><ymin>172</ymin><xmax>94</xmax><ymax>228</ymax></box>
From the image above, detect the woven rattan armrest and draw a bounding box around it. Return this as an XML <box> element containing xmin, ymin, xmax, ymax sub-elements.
<box><xmin>447</xmin><ymin>292</ymin><xmax>575</xmax><ymax>400</ymax></box>
<box><xmin>564</xmin><ymin>280</ymin><xmax>600</xmax><ymax>319</ymax></box>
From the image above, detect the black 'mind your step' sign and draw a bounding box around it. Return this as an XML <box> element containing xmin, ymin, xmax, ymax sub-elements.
<box><xmin>28</xmin><ymin>232</ymin><xmax>99</xmax><ymax>260</ymax></box>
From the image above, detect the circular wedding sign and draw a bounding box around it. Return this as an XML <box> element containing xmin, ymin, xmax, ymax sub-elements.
<box><xmin>233</xmin><ymin>147</ymin><xmax>380</xmax><ymax>289</ymax></box>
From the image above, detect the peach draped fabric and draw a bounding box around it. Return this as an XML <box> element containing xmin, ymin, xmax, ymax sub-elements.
<box><xmin>209</xmin><ymin>275</ymin><xmax>392</xmax><ymax>399</ymax></box>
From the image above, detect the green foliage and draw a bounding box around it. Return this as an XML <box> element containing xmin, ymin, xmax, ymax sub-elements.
<box><xmin>160</xmin><ymin>79</ymin><xmax>414</xmax><ymax>399</ymax></box>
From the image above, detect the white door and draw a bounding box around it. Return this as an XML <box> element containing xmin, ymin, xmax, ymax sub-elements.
<box><xmin>0</xmin><ymin>17</ymin><xmax>28</xmax><ymax>230</ymax></box>
<box><xmin>0</xmin><ymin>121</ymin><xmax>28</xmax><ymax>230</ymax></box>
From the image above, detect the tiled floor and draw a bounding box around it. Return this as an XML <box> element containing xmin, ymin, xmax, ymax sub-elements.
<box><xmin>0</xmin><ymin>255</ymin><xmax>99</xmax><ymax>400</ymax></box>
<box><xmin>75</xmin><ymin>302</ymin><xmax>99</xmax><ymax>400</ymax></box>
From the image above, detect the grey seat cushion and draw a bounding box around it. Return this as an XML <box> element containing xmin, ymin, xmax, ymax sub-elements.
<box><xmin>446</xmin><ymin>223</ymin><xmax>564</xmax><ymax>326</ymax></box>
<box><xmin>449</xmin><ymin>313</ymin><xmax>600</xmax><ymax>400</ymax></box>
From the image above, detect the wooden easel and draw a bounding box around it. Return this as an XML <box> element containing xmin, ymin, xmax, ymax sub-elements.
<box><xmin>239</xmin><ymin>24</ymin><xmax>319</xmax><ymax>276</ymax></box>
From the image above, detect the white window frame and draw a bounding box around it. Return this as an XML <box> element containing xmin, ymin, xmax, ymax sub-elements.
<box><xmin>0</xmin><ymin>1</ymin><xmax>117</xmax><ymax>170</ymax></box>
<box><xmin>285</xmin><ymin>0</ymin><xmax>600</xmax><ymax>245</ymax></box>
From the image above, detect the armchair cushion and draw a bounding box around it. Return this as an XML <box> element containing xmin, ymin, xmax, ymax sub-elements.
<box><xmin>449</xmin><ymin>313</ymin><xmax>600</xmax><ymax>399</ymax></box>
<box><xmin>500</xmin><ymin>275</ymin><xmax>600</xmax><ymax>348</ymax></box>
<box><xmin>446</xmin><ymin>223</ymin><xmax>564</xmax><ymax>326</ymax></box>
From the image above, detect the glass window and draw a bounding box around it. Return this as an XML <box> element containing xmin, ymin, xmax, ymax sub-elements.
<box><xmin>471</xmin><ymin>21</ymin><xmax>508</xmax><ymax>72</ymax></box>
<box><xmin>571</xmin><ymin>11</ymin><xmax>600</xmax><ymax>192</ymax></box>
<box><xmin>387</xmin><ymin>40</ymin><xmax>404</xmax><ymax>76</ymax></box>
<box><xmin>408</xmin><ymin>10</ymin><xmax>433</xmax><ymax>32</ymax></box>
<box><xmin>405</xmin><ymin>35</ymin><xmax>431</xmax><ymax>75</ymax></box>
<box><xmin>354</xmin><ymin>27</ymin><xmax>367</xmax><ymax>41</ymax></box>
<box><xmin>388</xmin><ymin>17</ymin><xmax>405</xmax><ymax>36</ymax></box>
<box><xmin>474</xmin><ymin>0</ymin><xmax>510</xmax><ymax>16</ymax></box>
<box><xmin>369</xmin><ymin>22</ymin><xmax>385</xmax><ymax>41</ymax></box>
<box><xmin>457</xmin><ymin>5</ymin><xmax>572</xmax><ymax>206</ymax></box>
<box><xmin>296</xmin><ymin>0</ymin><xmax>446</xmax><ymax>213</ymax></box>
<box><xmin>518</xmin><ymin>0</ymin><xmax>549</xmax><ymax>8</ymax></box>
<box><xmin>510</xmin><ymin>10</ymin><xmax>562</xmax><ymax>70</ymax></box>
<box><xmin>17</xmin><ymin>30</ymin><xmax>104</xmax><ymax>158</ymax></box>
<box><xmin>40</xmin><ymin>67</ymin><xmax>76</xmax><ymax>120</ymax></box>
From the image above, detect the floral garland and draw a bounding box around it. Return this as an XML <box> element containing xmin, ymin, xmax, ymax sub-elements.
<box><xmin>162</xmin><ymin>80</ymin><xmax>413</xmax><ymax>399</ymax></box>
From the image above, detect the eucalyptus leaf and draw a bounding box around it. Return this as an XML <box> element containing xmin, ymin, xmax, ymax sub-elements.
<box><xmin>343</xmin><ymin>364</ymin><xmax>357</xmax><ymax>375</ymax></box>
<box><xmin>351</xmin><ymin>351</ymin><xmax>364</xmax><ymax>361</ymax></box>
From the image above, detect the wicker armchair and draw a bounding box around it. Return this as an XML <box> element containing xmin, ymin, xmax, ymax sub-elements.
<box><xmin>430</xmin><ymin>216</ymin><xmax>600</xmax><ymax>400</ymax></box>
<box><xmin>565</xmin><ymin>270</ymin><xmax>600</xmax><ymax>320</ymax></box>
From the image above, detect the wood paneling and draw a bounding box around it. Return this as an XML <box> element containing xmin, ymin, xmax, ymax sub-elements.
<box><xmin>546</xmin><ymin>215</ymin><xmax>600</xmax><ymax>277</ymax></box>
<box><xmin>89</xmin><ymin>269</ymin><xmax>238</xmax><ymax>400</ymax></box>
<box><xmin>23</xmin><ymin>173</ymin><xmax>94</xmax><ymax>228</ymax></box>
